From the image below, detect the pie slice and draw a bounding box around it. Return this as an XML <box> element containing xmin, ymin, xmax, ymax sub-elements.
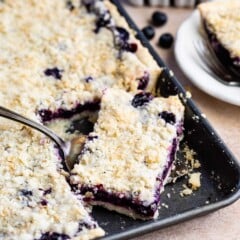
<box><xmin>70</xmin><ymin>89</ymin><xmax>184</xmax><ymax>220</ymax></box>
<box><xmin>198</xmin><ymin>0</ymin><xmax>240</xmax><ymax>75</ymax></box>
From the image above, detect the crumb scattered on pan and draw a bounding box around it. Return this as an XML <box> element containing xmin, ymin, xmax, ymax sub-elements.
<box><xmin>169</xmin><ymin>70</ymin><xmax>174</xmax><ymax>77</ymax></box>
<box><xmin>192</xmin><ymin>114</ymin><xmax>200</xmax><ymax>122</ymax></box>
<box><xmin>161</xmin><ymin>203</ymin><xmax>169</xmax><ymax>209</ymax></box>
<box><xmin>180</xmin><ymin>172</ymin><xmax>201</xmax><ymax>197</ymax></box>
<box><xmin>182</xmin><ymin>144</ymin><xmax>201</xmax><ymax>170</ymax></box>
<box><xmin>180</xmin><ymin>185</ymin><xmax>193</xmax><ymax>197</ymax></box>
<box><xmin>179</xmin><ymin>145</ymin><xmax>202</xmax><ymax>197</ymax></box>
<box><xmin>169</xmin><ymin>144</ymin><xmax>201</xmax><ymax>184</ymax></box>
<box><xmin>188</xmin><ymin>172</ymin><xmax>201</xmax><ymax>190</ymax></box>
<box><xmin>185</xmin><ymin>91</ymin><xmax>192</xmax><ymax>99</ymax></box>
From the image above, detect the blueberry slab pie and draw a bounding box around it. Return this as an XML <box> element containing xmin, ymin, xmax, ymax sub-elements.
<box><xmin>0</xmin><ymin>0</ymin><xmax>186</xmax><ymax>238</ymax></box>
<box><xmin>198</xmin><ymin>0</ymin><xmax>240</xmax><ymax>75</ymax></box>
<box><xmin>70</xmin><ymin>89</ymin><xmax>184</xmax><ymax>220</ymax></box>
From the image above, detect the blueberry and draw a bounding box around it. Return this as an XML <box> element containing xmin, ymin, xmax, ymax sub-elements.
<box><xmin>88</xmin><ymin>135</ymin><xmax>98</xmax><ymax>141</ymax></box>
<box><xmin>116</xmin><ymin>27</ymin><xmax>129</xmax><ymax>41</ymax></box>
<box><xmin>131</xmin><ymin>92</ymin><xmax>153</xmax><ymax>108</ymax></box>
<box><xmin>95</xmin><ymin>10</ymin><xmax>111</xmax><ymax>33</ymax></box>
<box><xmin>158</xmin><ymin>33</ymin><xmax>174</xmax><ymax>49</ymax></box>
<box><xmin>152</xmin><ymin>11</ymin><xmax>167</xmax><ymax>27</ymax></box>
<box><xmin>159</xmin><ymin>111</ymin><xmax>176</xmax><ymax>124</ymax></box>
<box><xmin>66</xmin><ymin>0</ymin><xmax>74</xmax><ymax>11</ymax></box>
<box><xmin>142</xmin><ymin>26</ymin><xmax>155</xmax><ymax>40</ymax></box>
<box><xmin>126</xmin><ymin>43</ymin><xmax>138</xmax><ymax>53</ymax></box>
<box><xmin>44</xmin><ymin>67</ymin><xmax>63</xmax><ymax>80</ymax></box>
<box><xmin>38</xmin><ymin>109</ymin><xmax>53</xmax><ymax>122</ymax></box>
<box><xmin>115</xmin><ymin>27</ymin><xmax>138</xmax><ymax>54</ymax></box>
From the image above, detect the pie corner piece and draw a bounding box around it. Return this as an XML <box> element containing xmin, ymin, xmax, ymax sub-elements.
<box><xmin>70</xmin><ymin>88</ymin><xmax>185</xmax><ymax>220</ymax></box>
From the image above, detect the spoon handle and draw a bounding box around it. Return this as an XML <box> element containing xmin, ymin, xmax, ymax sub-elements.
<box><xmin>0</xmin><ymin>106</ymin><xmax>65</xmax><ymax>151</ymax></box>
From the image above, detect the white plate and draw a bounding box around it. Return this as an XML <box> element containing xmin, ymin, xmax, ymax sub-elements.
<box><xmin>174</xmin><ymin>10</ymin><xmax>240</xmax><ymax>106</ymax></box>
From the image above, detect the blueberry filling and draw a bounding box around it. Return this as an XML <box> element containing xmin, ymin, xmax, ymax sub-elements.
<box><xmin>95</xmin><ymin>10</ymin><xmax>112</xmax><ymax>33</ymax></box>
<box><xmin>131</xmin><ymin>92</ymin><xmax>153</xmax><ymax>108</ymax></box>
<box><xmin>137</xmin><ymin>71</ymin><xmax>150</xmax><ymax>90</ymax></box>
<box><xmin>66</xmin><ymin>0</ymin><xmax>75</xmax><ymax>11</ymax></box>
<box><xmin>20</xmin><ymin>189</ymin><xmax>33</xmax><ymax>196</ymax></box>
<box><xmin>203</xmin><ymin>21</ymin><xmax>240</xmax><ymax>77</ymax></box>
<box><xmin>81</xmin><ymin>0</ymin><xmax>95</xmax><ymax>13</ymax></box>
<box><xmin>66</xmin><ymin>117</ymin><xmax>94</xmax><ymax>135</ymax></box>
<box><xmin>42</xmin><ymin>188</ymin><xmax>52</xmax><ymax>195</ymax></box>
<box><xmin>78</xmin><ymin>221</ymin><xmax>96</xmax><ymax>231</ymax></box>
<box><xmin>37</xmin><ymin>223</ymin><xmax>96</xmax><ymax>239</ymax></box>
<box><xmin>85</xmin><ymin>76</ymin><xmax>94</xmax><ymax>82</ymax></box>
<box><xmin>159</xmin><ymin>111</ymin><xmax>176</xmax><ymax>124</ymax></box>
<box><xmin>38</xmin><ymin>101</ymin><xmax>100</xmax><ymax>122</ymax></box>
<box><xmin>88</xmin><ymin>135</ymin><xmax>98</xmax><ymax>141</ymax></box>
<box><xmin>82</xmin><ymin>0</ymin><xmax>138</xmax><ymax>56</ymax></box>
<box><xmin>115</xmin><ymin>27</ymin><xmax>138</xmax><ymax>56</ymax></box>
<box><xmin>44</xmin><ymin>68</ymin><xmax>63</xmax><ymax>80</ymax></box>
<box><xmin>79</xmin><ymin>184</ymin><xmax>158</xmax><ymax>217</ymax></box>
<box><xmin>38</xmin><ymin>232</ymin><xmax>70</xmax><ymax>240</ymax></box>
<box><xmin>40</xmin><ymin>199</ymin><xmax>48</xmax><ymax>206</ymax></box>
<box><xmin>116</xmin><ymin>27</ymin><xmax>129</xmax><ymax>42</ymax></box>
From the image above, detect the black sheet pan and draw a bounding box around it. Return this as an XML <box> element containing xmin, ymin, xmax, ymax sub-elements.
<box><xmin>91</xmin><ymin>1</ymin><xmax>240</xmax><ymax>239</ymax></box>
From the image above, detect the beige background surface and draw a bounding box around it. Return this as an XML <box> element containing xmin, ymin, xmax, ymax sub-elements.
<box><xmin>122</xmin><ymin>2</ymin><xmax>240</xmax><ymax>240</ymax></box>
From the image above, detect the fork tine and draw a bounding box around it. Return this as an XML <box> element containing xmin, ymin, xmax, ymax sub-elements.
<box><xmin>194</xmin><ymin>39</ymin><xmax>240</xmax><ymax>87</ymax></box>
<box><xmin>197</xmin><ymin>39</ymin><xmax>231</xmax><ymax>78</ymax></box>
<box><xmin>203</xmin><ymin>38</ymin><xmax>240</xmax><ymax>78</ymax></box>
<box><xmin>194</xmin><ymin>40</ymin><xmax>229</xmax><ymax>79</ymax></box>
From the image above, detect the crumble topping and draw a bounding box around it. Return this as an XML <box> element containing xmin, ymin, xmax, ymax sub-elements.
<box><xmin>188</xmin><ymin>172</ymin><xmax>201</xmax><ymax>190</ymax></box>
<box><xmin>179</xmin><ymin>146</ymin><xmax>201</xmax><ymax>197</ymax></box>
<box><xmin>198</xmin><ymin>0</ymin><xmax>240</xmax><ymax>58</ymax></box>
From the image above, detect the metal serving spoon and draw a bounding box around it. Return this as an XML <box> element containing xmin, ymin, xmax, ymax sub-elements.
<box><xmin>0</xmin><ymin>106</ymin><xmax>80</xmax><ymax>170</ymax></box>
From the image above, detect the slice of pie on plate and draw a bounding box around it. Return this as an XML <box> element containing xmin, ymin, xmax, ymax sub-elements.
<box><xmin>198</xmin><ymin>0</ymin><xmax>240</xmax><ymax>75</ymax></box>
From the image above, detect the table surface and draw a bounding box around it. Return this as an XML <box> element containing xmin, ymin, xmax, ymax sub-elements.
<box><xmin>122</xmin><ymin>2</ymin><xmax>240</xmax><ymax>240</ymax></box>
